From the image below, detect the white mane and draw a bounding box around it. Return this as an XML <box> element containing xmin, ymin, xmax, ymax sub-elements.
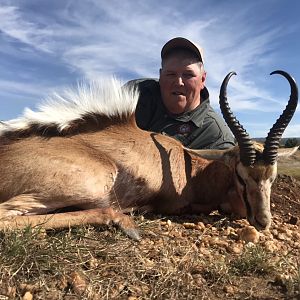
<box><xmin>0</xmin><ymin>78</ymin><xmax>139</xmax><ymax>134</ymax></box>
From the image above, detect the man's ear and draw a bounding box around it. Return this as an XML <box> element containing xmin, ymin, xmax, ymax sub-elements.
<box><xmin>200</xmin><ymin>71</ymin><xmax>207</xmax><ymax>89</ymax></box>
<box><xmin>201</xmin><ymin>71</ymin><xmax>207</xmax><ymax>83</ymax></box>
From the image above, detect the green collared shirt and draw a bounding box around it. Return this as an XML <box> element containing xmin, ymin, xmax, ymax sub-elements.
<box><xmin>126</xmin><ymin>78</ymin><xmax>235</xmax><ymax>149</ymax></box>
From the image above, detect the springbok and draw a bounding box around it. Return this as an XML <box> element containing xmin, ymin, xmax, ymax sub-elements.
<box><xmin>0</xmin><ymin>71</ymin><xmax>298</xmax><ymax>240</ymax></box>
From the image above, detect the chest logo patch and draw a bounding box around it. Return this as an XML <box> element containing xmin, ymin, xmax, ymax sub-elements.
<box><xmin>178</xmin><ymin>123</ymin><xmax>191</xmax><ymax>134</ymax></box>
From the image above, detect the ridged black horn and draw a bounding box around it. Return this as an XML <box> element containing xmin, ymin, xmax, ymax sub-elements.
<box><xmin>263</xmin><ymin>70</ymin><xmax>298</xmax><ymax>165</ymax></box>
<box><xmin>219</xmin><ymin>72</ymin><xmax>256</xmax><ymax>166</ymax></box>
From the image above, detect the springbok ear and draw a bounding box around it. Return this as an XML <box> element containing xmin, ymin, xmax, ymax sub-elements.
<box><xmin>277</xmin><ymin>146</ymin><xmax>299</xmax><ymax>158</ymax></box>
<box><xmin>184</xmin><ymin>147</ymin><xmax>228</xmax><ymax>160</ymax></box>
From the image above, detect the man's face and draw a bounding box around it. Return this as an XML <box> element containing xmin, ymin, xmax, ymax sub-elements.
<box><xmin>159</xmin><ymin>56</ymin><xmax>206</xmax><ymax>115</ymax></box>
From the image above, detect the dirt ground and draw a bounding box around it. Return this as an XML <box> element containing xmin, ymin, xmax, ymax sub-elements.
<box><xmin>272</xmin><ymin>174</ymin><xmax>300</xmax><ymax>223</ymax></box>
<box><xmin>272</xmin><ymin>150</ymin><xmax>300</xmax><ymax>222</ymax></box>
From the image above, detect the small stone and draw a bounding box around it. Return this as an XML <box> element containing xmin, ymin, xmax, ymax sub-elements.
<box><xmin>274</xmin><ymin>274</ymin><xmax>291</xmax><ymax>285</ymax></box>
<box><xmin>69</xmin><ymin>271</ymin><xmax>87</xmax><ymax>295</ymax></box>
<box><xmin>261</xmin><ymin>229</ymin><xmax>272</xmax><ymax>237</ymax></box>
<box><xmin>238</xmin><ymin>226</ymin><xmax>260</xmax><ymax>243</ymax></box>
<box><xmin>199</xmin><ymin>247</ymin><xmax>211</xmax><ymax>256</ymax></box>
<box><xmin>193</xmin><ymin>274</ymin><xmax>206</xmax><ymax>285</ymax></box>
<box><xmin>223</xmin><ymin>285</ymin><xmax>236</xmax><ymax>294</ymax></box>
<box><xmin>58</xmin><ymin>276</ymin><xmax>68</xmax><ymax>290</ymax></box>
<box><xmin>289</xmin><ymin>216</ymin><xmax>298</xmax><ymax>225</ymax></box>
<box><xmin>88</xmin><ymin>257</ymin><xmax>99</xmax><ymax>268</ymax></box>
<box><xmin>6</xmin><ymin>286</ymin><xmax>16</xmax><ymax>298</ymax></box>
<box><xmin>22</xmin><ymin>291</ymin><xmax>33</xmax><ymax>300</ymax></box>
<box><xmin>227</xmin><ymin>243</ymin><xmax>244</xmax><ymax>254</ymax></box>
<box><xmin>276</xmin><ymin>233</ymin><xmax>286</xmax><ymax>241</ymax></box>
<box><xmin>228</xmin><ymin>232</ymin><xmax>239</xmax><ymax>241</ymax></box>
<box><xmin>196</xmin><ymin>221</ymin><xmax>205</xmax><ymax>230</ymax></box>
<box><xmin>19</xmin><ymin>284</ymin><xmax>35</xmax><ymax>293</ymax></box>
<box><xmin>208</xmin><ymin>237</ymin><xmax>229</xmax><ymax>248</ymax></box>
<box><xmin>263</xmin><ymin>240</ymin><xmax>278</xmax><ymax>252</ymax></box>
<box><xmin>183</xmin><ymin>222</ymin><xmax>196</xmax><ymax>229</ymax></box>
<box><xmin>293</xmin><ymin>242</ymin><xmax>300</xmax><ymax>249</ymax></box>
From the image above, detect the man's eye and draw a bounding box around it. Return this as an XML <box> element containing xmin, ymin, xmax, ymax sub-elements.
<box><xmin>183</xmin><ymin>73</ymin><xmax>194</xmax><ymax>78</ymax></box>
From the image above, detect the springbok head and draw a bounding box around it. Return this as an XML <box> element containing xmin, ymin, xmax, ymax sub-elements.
<box><xmin>220</xmin><ymin>70</ymin><xmax>298</xmax><ymax>230</ymax></box>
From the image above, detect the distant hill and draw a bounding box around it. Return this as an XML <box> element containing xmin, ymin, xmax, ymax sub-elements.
<box><xmin>253</xmin><ymin>137</ymin><xmax>300</xmax><ymax>147</ymax></box>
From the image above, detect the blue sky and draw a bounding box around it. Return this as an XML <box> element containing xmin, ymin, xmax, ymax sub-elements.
<box><xmin>0</xmin><ymin>0</ymin><xmax>299</xmax><ymax>137</ymax></box>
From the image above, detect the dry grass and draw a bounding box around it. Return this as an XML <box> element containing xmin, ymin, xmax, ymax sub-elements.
<box><xmin>277</xmin><ymin>167</ymin><xmax>300</xmax><ymax>180</ymax></box>
<box><xmin>0</xmin><ymin>213</ymin><xmax>299</xmax><ymax>299</ymax></box>
<box><xmin>0</xmin><ymin>221</ymin><xmax>210</xmax><ymax>299</ymax></box>
<box><xmin>277</xmin><ymin>150</ymin><xmax>300</xmax><ymax>180</ymax></box>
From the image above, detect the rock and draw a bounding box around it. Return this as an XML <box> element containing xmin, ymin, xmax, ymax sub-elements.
<box><xmin>293</xmin><ymin>242</ymin><xmax>300</xmax><ymax>249</ymax></box>
<box><xmin>69</xmin><ymin>271</ymin><xmax>88</xmax><ymax>295</ymax></box>
<box><xmin>276</xmin><ymin>233</ymin><xmax>286</xmax><ymax>241</ymax></box>
<box><xmin>263</xmin><ymin>240</ymin><xmax>278</xmax><ymax>252</ymax></box>
<box><xmin>199</xmin><ymin>247</ymin><xmax>212</xmax><ymax>257</ymax></box>
<box><xmin>19</xmin><ymin>284</ymin><xmax>36</xmax><ymax>293</ymax></box>
<box><xmin>193</xmin><ymin>274</ymin><xmax>207</xmax><ymax>285</ymax></box>
<box><xmin>223</xmin><ymin>285</ymin><xmax>236</xmax><ymax>294</ymax></box>
<box><xmin>22</xmin><ymin>291</ymin><xmax>33</xmax><ymax>300</ymax></box>
<box><xmin>288</xmin><ymin>216</ymin><xmax>298</xmax><ymax>225</ymax></box>
<box><xmin>227</xmin><ymin>242</ymin><xmax>244</xmax><ymax>254</ymax></box>
<box><xmin>2</xmin><ymin>286</ymin><xmax>16</xmax><ymax>298</ymax></box>
<box><xmin>88</xmin><ymin>257</ymin><xmax>99</xmax><ymax>268</ymax></box>
<box><xmin>237</xmin><ymin>226</ymin><xmax>260</xmax><ymax>243</ymax></box>
<box><xmin>183</xmin><ymin>222</ymin><xmax>197</xmax><ymax>229</ymax></box>
<box><xmin>196</xmin><ymin>221</ymin><xmax>205</xmax><ymax>230</ymax></box>
<box><xmin>207</xmin><ymin>237</ymin><xmax>229</xmax><ymax>248</ymax></box>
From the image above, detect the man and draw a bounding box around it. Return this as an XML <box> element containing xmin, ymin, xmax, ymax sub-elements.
<box><xmin>127</xmin><ymin>37</ymin><xmax>235</xmax><ymax>149</ymax></box>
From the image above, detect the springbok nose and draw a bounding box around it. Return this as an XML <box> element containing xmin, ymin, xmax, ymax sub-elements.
<box><xmin>253</xmin><ymin>212</ymin><xmax>272</xmax><ymax>230</ymax></box>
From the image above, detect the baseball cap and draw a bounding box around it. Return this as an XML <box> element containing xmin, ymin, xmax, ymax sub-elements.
<box><xmin>161</xmin><ymin>37</ymin><xmax>204</xmax><ymax>63</ymax></box>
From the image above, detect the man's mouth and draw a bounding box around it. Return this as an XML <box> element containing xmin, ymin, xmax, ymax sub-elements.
<box><xmin>172</xmin><ymin>91</ymin><xmax>185</xmax><ymax>96</ymax></box>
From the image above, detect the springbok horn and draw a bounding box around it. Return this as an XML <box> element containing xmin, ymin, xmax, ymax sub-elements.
<box><xmin>263</xmin><ymin>70</ymin><xmax>298</xmax><ymax>165</ymax></box>
<box><xmin>219</xmin><ymin>72</ymin><xmax>256</xmax><ymax>166</ymax></box>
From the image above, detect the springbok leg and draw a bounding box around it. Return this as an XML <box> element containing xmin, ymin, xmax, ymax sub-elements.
<box><xmin>0</xmin><ymin>207</ymin><xmax>140</xmax><ymax>241</ymax></box>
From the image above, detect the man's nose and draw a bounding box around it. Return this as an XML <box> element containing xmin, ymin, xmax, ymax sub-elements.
<box><xmin>174</xmin><ymin>76</ymin><xmax>184</xmax><ymax>86</ymax></box>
